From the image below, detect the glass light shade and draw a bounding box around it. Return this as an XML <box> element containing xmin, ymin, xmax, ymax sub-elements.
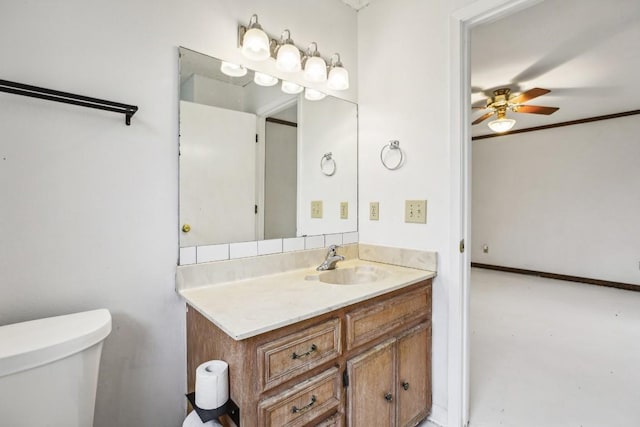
<box><xmin>487</xmin><ymin>118</ymin><xmax>516</xmax><ymax>133</ymax></box>
<box><xmin>304</xmin><ymin>56</ymin><xmax>327</xmax><ymax>83</ymax></box>
<box><xmin>276</xmin><ymin>44</ymin><xmax>301</xmax><ymax>72</ymax></box>
<box><xmin>304</xmin><ymin>88</ymin><xmax>326</xmax><ymax>101</ymax></box>
<box><xmin>241</xmin><ymin>27</ymin><xmax>270</xmax><ymax>61</ymax></box>
<box><xmin>281</xmin><ymin>80</ymin><xmax>303</xmax><ymax>94</ymax></box>
<box><xmin>254</xmin><ymin>72</ymin><xmax>278</xmax><ymax>87</ymax></box>
<box><xmin>220</xmin><ymin>61</ymin><xmax>247</xmax><ymax>77</ymax></box>
<box><xmin>327</xmin><ymin>66</ymin><xmax>349</xmax><ymax>90</ymax></box>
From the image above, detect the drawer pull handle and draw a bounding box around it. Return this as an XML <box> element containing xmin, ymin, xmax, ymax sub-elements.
<box><xmin>292</xmin><ymin>395</ymin><xmax>317</xmax><ymax>414</ymax></box>
<box><xmin>291</xmin><ymin>344</ymin><xmax>317</xmax><ymax>360</ymax></box>
<box><xmin>402</xmin><ymin>381</ymin><xmax>410</xmax><ymax>391</ymax></box>
<box><xmin>384</xmin><ymin>392</ymin><xmax>393</xmax><ymax>402</ymax></box>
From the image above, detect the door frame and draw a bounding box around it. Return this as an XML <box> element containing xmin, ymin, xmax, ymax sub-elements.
<box><xmin>255</xmin><ymin>97</ymin><xmax>298</xmax><ymax>240</ymax></box>
<box><xmin>448</xmin><ymin>1</ymin><xmax>543</xmax><ymax>426</ymax></box>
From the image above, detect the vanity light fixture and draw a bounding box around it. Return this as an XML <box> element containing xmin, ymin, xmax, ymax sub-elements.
<box><xmin>305</xmin><ymin>88</ymin><xmax>326</xmax><ymax>101</ymax></box>
<box><xmin>275</xmin><ymin>30</ymin><xmax>301</xmax><ymax>72</ymax></box>
<box><xmin>254</xmin><ymin>72</ymin><xmax>278</xmax><ymax>87</ymax></box>
<box><xmin>327</xmin><ymin>53</ymin><xmax>349</xmax><ymax>90</ymax></box>
<box><xmin>220</xmin><ymin>61</ymin><xmax>247</xmax><ymax>77</ymax></box>
<box><xmin>239</xmin><ymin>14</ymin><xmax>271</xmax><ymax>61</ymax></box>
<box><xmin>487</xmin><ymin>109</ymin><xmax>516</xmax><ymax>133</ymax></box>
<box><xmin>281</xmin><ymin>80</ymin><xmax>303</xmax><ymax>94</ymax></box>
<box><xmin>303</xmin><ymin>43</ymin><xmax>327</xmax><ymax>83</ymax></box>
<box><xmin>238</xmin><ymin>14</ymin><xmax>349</xmax><ymax>95</ymax></box>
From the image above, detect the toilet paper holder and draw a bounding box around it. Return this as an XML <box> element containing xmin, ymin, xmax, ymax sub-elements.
<box><xmin>186</xmin><ymin>393</ymin><xmax>240</xmax><ymax>426</ymax></box>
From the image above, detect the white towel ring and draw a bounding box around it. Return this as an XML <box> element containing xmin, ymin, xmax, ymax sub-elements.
<box><xmin>321</xmin><ymin>152</ymin><xmax>336</xmax><ymax>176</ymax></box>
<box><xmin>380</xmin><ymin>140</ymin><xmax>404</xmax><ymax>170</ymax></box>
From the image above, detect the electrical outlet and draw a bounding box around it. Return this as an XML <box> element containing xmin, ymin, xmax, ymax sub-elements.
<box><xmin>369</xmin><ymin>202</ymin><xmax>380</xmax><ymax>221</ymax></box>
<box><xmin>483</xmin><ymin>244</ymin><xmax>489</xmax><ymax>253</ymax></box>
<box><xmin>340</xmin><ymin>202</ymin><xmax>348</xmax><ymax>219</ymax></box>
<box><xmin>311</xmin><ymin>201</ymin><xmax>323</xmax><ymax>218</ymax></box>
<box><xmin>404</xmin><ymin>200</ymin><xmax>427</xmax><ymax>224</ymax></box>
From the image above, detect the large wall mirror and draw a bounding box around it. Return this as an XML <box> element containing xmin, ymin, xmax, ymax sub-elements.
<box><xmin>179</xmin><ymin>47</ymin><xmax>358</xmax><ymax>249</ymax></box>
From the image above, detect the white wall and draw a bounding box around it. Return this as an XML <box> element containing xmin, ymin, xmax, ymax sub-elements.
<box><xmin>357</xmin><ymin>0</ymin><xmax>475</xmax><ymax>424</ymax></box>
<box><xmin>183</xmin><ymin>74</ymin><xmax>247</xmax><ymax>112</ymax></box>
<box><xmin>0</xmin><ymin>1</ymin><xmax>356</xmax><ymax>426</ymax></box>
<box><xmin>298</xmin><ymin>96</ymin><xmax>358</xmax><ymax>236</ymax></box>
<box><xmin>472</xmin><ymin>116</ymin><xmax>640</xmax><ymax>285</ymax></box>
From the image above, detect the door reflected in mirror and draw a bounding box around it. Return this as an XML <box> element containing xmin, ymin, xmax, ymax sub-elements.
<box><xmin>179</xmin><ymin>47</ymin><xmax>358</xmax><ymax>248</ymax></box>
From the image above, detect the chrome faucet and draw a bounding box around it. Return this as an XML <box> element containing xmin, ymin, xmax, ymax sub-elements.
<box><xmin>316</xmin><ymin>245</ymin><xmax>345</xmax><ymax>271</ymax></box>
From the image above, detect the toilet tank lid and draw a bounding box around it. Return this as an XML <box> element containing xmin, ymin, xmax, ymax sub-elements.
<box><xmin>0</xmin><ymin>309</ymin><xmax>112</xmax><ymax>378</ymax></box>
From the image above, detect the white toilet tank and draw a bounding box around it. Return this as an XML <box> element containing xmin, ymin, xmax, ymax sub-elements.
<box><xmin>0</xmin><ymin>309</ymin><xmax>111</xmax><ymax>427</ymax></box>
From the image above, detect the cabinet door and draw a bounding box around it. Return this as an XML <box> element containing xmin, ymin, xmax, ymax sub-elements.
<box><xmin>346</xmin><ymin>338</ymin><xmax>396</xmax><ymax>427</ymax></box>
<box><xmin>396</xmin><ymin>322</ymin><xmax>431</xmax><ymax>427</ymax></box>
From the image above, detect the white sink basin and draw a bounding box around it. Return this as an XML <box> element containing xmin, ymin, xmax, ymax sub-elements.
<box><xmin>306</xmin><ymin>265</ymin><xmax>389</xmax><ymax>285</ymax></box>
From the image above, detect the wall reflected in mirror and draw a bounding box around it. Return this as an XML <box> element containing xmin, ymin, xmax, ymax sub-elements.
<box><xmin>179</xmin><ymin>47</ymin><xmax>358</xmax><ymax>249</ymax></box>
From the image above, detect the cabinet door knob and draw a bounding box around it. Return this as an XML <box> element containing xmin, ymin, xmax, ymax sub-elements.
<box><xmin>182</xmin><ymin>224</ymin><xmax>191</xmax><ymax>233</ymax></box>
<box><xmin>384</xmin><ymin>392</ymin><xmax>393</xmax><ymax>402</ymax></box>
<box><xmin>402</xmin><ymin>381</ymin><xmax>410</xmax><ymax>390</ymax></box>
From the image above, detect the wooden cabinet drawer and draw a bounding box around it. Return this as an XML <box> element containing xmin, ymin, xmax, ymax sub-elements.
<box><xmin>258</xmin><ymin>318</ymin><xmax>341</xmax><ymax>391</ymax></box>
<box><xmin>315</xmin><ymin>411</ymin><xmax>344</xmax><ymax>426</ymax></box>
<box><xmin>345</xmin><ymin>286</ymin><xmax>430</xmax><ymax>350</ymax></box>
<box><xmin>257</xmin><ymin>367</ymin><xmax>342</xmax><ymax>427</ymax></box>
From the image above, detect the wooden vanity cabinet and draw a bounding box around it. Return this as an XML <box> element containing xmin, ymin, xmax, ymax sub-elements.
<box><xmin>186</xmin><ymin>279</ymin><xmax>432</xmax><ymax>427</ymax></box>
<box><xmin>345</xmin><ymin>323</ymin><xmax>430</xmax><ymax>427</ymax></box>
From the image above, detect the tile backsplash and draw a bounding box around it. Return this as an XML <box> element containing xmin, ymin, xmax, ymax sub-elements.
<box><xmin>176</xmin><ymin>243</ymin><xmax>437</xmax><ymax>292</ymax></box>
<box><xmin>179</xmin><ymin>232</ymin><xmax>359</xmax><ymax>266</ymax></box>
<box><xmin>196</xmin><ymin>244</ymin><xmax>228</xmax><ymax>263</ymax></box>
<box><xmin>176</xmin><ymin>243</ymin><xmax>359</xmax><ymax>291</ymax></box>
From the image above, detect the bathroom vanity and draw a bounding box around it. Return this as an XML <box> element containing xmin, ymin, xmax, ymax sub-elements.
<box><xmin>181</xmin><ymin>258</ymin><xmax>434</xmax><ymax>426</ymax></box>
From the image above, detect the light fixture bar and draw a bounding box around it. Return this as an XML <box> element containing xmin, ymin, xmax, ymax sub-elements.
<box><xmin>237</xmin><ymin>17</ymin><xmax>344</xmax><ymax>77</ymax></box>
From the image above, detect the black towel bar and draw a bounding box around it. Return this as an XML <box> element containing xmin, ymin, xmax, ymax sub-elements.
<box><xmin>0</xmin><ymin>79</ymin><xmax>139</xmax><ymax>125</ymax></box>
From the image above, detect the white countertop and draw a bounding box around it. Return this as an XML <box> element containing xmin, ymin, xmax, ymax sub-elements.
<box><xmin>179</xmin><ymin>259</ymin><xmax>435</xmax><ymax>340</ymax></box>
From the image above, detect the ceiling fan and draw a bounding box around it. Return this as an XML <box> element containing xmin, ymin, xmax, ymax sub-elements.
<box><xmin>472</xmin><ymin>87</ymin><xmax>559</xmax><ymax>133</ymax></box>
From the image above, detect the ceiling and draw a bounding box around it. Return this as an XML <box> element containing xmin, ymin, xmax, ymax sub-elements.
<box><xmin>471</xmin><ymin>0</ymin><xmax>640</xmax><ymax>137</ymax></box>
<box><xmin>340</xmin><ymin>0</ymin><xmax>371</xmax><ymax>11</ymax></box>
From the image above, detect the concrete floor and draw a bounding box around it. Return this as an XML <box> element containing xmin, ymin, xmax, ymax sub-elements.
<box><xmin>469</xmin><ymin>268</ymin><xmax>640</xmax><ymax>427</ymax></box>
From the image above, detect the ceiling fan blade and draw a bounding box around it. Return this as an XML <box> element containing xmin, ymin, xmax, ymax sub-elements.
<box><xmin>510</xmin><ymin>87</ymin><xmax>551</xmax><ymax>105</ymax></box>
<box><xmin>472</xmin><ymin>111</ymin><xmax>495</xmax><ymax>125</ymax></box>
<box><xmin>515</xmin><ymin>105</ymin><xmax>559</xmax><ymax>115</ymax></box>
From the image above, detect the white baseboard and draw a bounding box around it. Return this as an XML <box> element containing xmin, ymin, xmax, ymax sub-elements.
<box><xmin>423</xmin><ymin>403</ymin><xmax>447</xmax><ymax>427</ymax></box>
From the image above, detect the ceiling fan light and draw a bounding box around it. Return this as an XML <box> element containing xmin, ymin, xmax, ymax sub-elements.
<box><xmin>304</xmin><ymin>88</ymin><xmax>326</xmax><ymax>101</ymax></box>
<box><xmin>220</xmin><ymin>61</ymin><xmax>247</xmax><ymax>77</ymax></box>
<box><xmin>488</xmin><ymin>117</ymin><xmax>516</xmax><ymax>133</ymax></box>
<box><xmin>281</xmin><ymin>80</ymin><xmax>303</xmax><ymax>94</ymax></box>
<box><xmin>254</xmin><ymin>72</ymin><xmax>278</xmax><ymax>87</ymax></box>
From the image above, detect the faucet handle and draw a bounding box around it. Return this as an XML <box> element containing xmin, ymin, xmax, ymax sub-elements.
<box><xmin>326</xmin><ymin>244</ymin><xmax>340</xmax><ymax>256</ymax></box>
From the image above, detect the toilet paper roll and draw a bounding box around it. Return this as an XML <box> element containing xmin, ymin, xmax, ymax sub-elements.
<box><xmin>195</xmin><ymin>360</ymin><xmax>229</xmax><ymax>410</ymax></box>
<box><xmin>182</xmin><ymin>410</ymin><xmax>222</xmax><ymax>427</ymax></box>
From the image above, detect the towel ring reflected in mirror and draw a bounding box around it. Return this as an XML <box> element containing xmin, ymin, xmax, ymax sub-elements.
<box><xmin>321</xmin><ymin>152</ymin><xmax>336</xmax><ymax>176</ymax></box>
<box><xmin>380</xmin><ymin>140</ymin><xmax>404</xmax><ymax>170</ymax></box>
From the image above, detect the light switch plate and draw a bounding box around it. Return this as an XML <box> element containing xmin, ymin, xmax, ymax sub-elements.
<box><xmin>369</xmin><ymin>202</ymin><xmax>380</xmax><ymax>221</ymax></box>
<box><xmin>405</xmin><ymin>200</ymin><xmax>427</xmax><ymax>223</ymax></box>
<box><xmin>311</xmin><ymin>200</ymin><xmax>323</xmax><ymax>218</ymax></box>
<box><xmin>340</xmin><ymin>202</ymin><xmax>348</xmax><ymax>219</ymax></box>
